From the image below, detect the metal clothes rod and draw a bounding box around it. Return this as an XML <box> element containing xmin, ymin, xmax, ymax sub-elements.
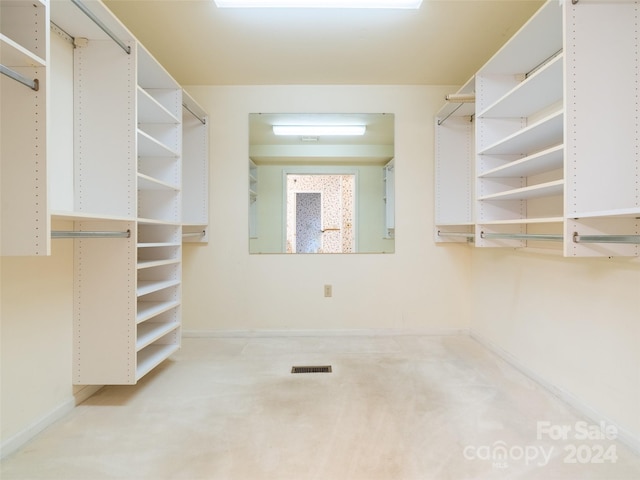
<box><xmin>438</xmin><ymin>231</ymin><xmax>475</xmax><ymax>238</ymax></box>
<box><xmin>182</xmin><ymin>231</ymin><xmax>205</xmax><ymax>237</ymax></box>
<box><xmin>481</xmin><ymin>232</ymin><xmax>563</xmax><ymax>242</ymax></box>
<box><xmin>573</xmin><ymin>233</ymin><xmax>640</xmax><ymax>244</ymax></box>
<box><xmin>70</xmin><ymin>0</ymin><xmax>131</xmax><ymax>55</ymax></box>
<box><xmin>183</xmin><ymin>103</ymin><xmax>207</xmax><ymax>125</ymax></box>
<box><xmin>52</xmin><ymin>230</ymin><xmax>131</xmax><ymax>239</ymax></box>
<box><xmin>437</xmin><ymin>102</ymin><xmax>465</xmax><ymax>126</ymax></box>
<box><xmin>526</xmin><ymin>48</ymin><xmax>563</xmax><ymax>79</ymax></box>
<box><xmin>0</xmin><ymin>65</ymin><xmax>39</xmax><ymax>91</ymax></box>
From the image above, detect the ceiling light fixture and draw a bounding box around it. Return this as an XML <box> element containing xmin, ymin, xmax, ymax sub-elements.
<box><xmin>273</xmin><ymin>125</ymin><xmax>366</xmax><ymax>136</ymax></box>
<box><xmin>215</xmin><ymin>0</ymin><xmax>422</xmax><ymax>8</ymax></box>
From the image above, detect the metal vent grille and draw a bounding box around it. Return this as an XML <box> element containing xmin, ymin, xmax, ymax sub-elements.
<box><xmin>291</xmin><ymin>365</ymin><xmax>332</xmax><ymax>374</ymax></box>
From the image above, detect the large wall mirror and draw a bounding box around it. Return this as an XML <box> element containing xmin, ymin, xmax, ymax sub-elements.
<box><xmin>249</xmin><ymin>113</ymin><xmax>395</xmax><ymax>254</ymax></box>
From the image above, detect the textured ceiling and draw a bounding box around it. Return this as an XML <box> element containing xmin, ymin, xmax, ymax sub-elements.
<box><xmin>103</xmin><ymin>0</ymin><xmax>544</xmax><ymax>86</ymax></box>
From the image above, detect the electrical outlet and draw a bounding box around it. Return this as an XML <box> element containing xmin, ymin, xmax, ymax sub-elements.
<box><xmin>324</xmin><ymin>284</ymin><xmax>332</xmax><ymax>297</ymax></box>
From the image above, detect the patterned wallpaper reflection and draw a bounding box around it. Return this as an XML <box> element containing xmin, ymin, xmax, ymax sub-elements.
<box><xmin>286</xmin><ymin>175</ymin><xmax>355</xmax><ymax>253</ymax></box>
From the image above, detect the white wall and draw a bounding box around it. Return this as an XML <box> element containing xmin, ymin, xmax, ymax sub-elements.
<box><xmin>0</xmin><ymin>221</ymin><xmax>97</xmax><ymax>454</ymax></box>
<box><xmin>470</xmin><ymin>248</ymin><xmax>640</xmax><ymax>448</ymax></box>
<box><xmin>182</xmin><ymin>85</ymin><xmax>472</xmax><ymax>333</ymax></box>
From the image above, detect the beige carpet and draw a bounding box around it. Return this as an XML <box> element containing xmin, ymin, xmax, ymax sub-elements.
<box><xmin>2</xmin><ymin>335</ymin><xmax>640</xmax><ymax>479</ymax></box>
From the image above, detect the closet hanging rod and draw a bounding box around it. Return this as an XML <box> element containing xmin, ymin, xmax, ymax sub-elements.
<box><xmin>437</xmin><ymin>102</ymin><xmax>465</xmax><ymax>126</ymax></box>
<box><xmin>525</xmin><ymin>48</ymin><xmax>563</xmax><ymax>79</ymax></box>
<box><xmin>52</xmin><ymin>230</ymin><xmax>131</xmax><ymax>239</ymax></box>
<box><xmin>182</xmin><ymin>103</ymin><xmax>207</xmax><ymax>125</ymax></box>
<box><xmin>70</xmin><ymin>0</ymin><xmax>131</xmax><ymax>55</ymax></box>
<box><xmin>573</xmin><ymin>233</ymin><xmax>640</xmax><ymax>244</ymax></box>
<box><xmin>437</xmin><ymin>231</ymin><xmax>475</xmax><ymax>238</ymax></box>
<box><xmin>481</xmin><ymin>232</ymin><xmax>563</xmax><ymax>242</ymax></box>
<box><xmin>182</xmin><ymin>231</ymin><xmax>205</xmax><ymax>238</ymax></box>
<box><xmin>0</xmin><ymin>65</ymin><xmax>39</xmax><ymax>91</ymax></box>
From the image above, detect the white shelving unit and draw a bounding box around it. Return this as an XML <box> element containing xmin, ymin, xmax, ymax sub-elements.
<box><xmin>48</xmin><ymin>0</ymin><xmax>184</xmax><ymax>384</ymax></box>
<box><xmin>474</xmin><ymin>0</ymin><xmax>564</xmax><ymax>251</ymax></box>
<box><xmin>182</xmin><ymin>90</ymin><xmax>209</xmax><ymax>243</ymax></box>
<box><xmin>136</xmin><ymin>41</ymin><xmax>182</xmax><ymax>382</ymax></box>
<box><xmin>1</xmin><ymin>0</ymin><xmax>49</xmax><ymax>255</ymax></box>
<box><xmin>435</xmin><ymin>0</ymin><xmax>639</xmax><ymax>256</ymax></box>
<box><xmin>435</xmin><ymin>77</ymin><xmax>475</xmax><ymax>243</ymax></box>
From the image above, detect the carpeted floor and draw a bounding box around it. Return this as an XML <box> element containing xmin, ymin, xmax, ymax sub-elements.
<box><xmin>2</xmin><ymin>335</ymin><xmax>640</xmax><ymax>479</ymax></box>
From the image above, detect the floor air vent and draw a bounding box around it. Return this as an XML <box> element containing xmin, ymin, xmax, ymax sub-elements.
<box><xmin>291</xmin><ymin>366</ymin><xmax>332</xmax><ymax>374</ymax></box>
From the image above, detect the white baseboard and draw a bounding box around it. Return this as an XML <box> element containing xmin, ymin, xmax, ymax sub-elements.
<box><xmin>0</xmin><ymin>385</ymin><xmax>103</xmax><ymax>460</ymax></box>
<box><xmin>182</xmin><ymin>328</ymin><xmax>469</xmax><ymax>338</ymax></box>
<box><xmin>470</xmin><ymin>331</ymin><xmax>640</xmax><ymax>456</ymax></box>
<box><xmin>1</xmin><ymin>399</ymin><xmax>73</xmax><ymax>460</ymax></box>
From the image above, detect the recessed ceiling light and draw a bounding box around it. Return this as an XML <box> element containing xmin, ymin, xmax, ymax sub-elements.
<box><xmin>273</xmin><ymin>125</ymin><xmax>366</xmax><ymax>136</ymax></box>
<box><xmin>215</xmin><ymin>0</ymin><xmax>422</xmax><ymax>8</ymax></box>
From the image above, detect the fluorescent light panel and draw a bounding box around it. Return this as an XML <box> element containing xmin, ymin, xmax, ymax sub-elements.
<box><xmin>273</xmin><ymin>125</ymin><xmax>366</xmax><ymax>136</ymax></box>
<box><xmin>215</xmin><ymin>0</ymin><xmax>422</xmax><ymax>8</ymax></box>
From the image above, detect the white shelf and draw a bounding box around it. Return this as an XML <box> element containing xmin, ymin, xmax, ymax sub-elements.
<box><xmin>137</xmin><ymin>129</ymin><xmax>180</xmax><ymax>158</ymax></box>
<box><xmin>479</xmin><ymin>53</ymin><xmax>563</xmax><ymax>119</ymax></box>
<box><xmin>137</xmin><ymin>258</ymin><xmax>180</xmax><ymax>270</ymax></box>
<box><xmin>137</xmin><ymin>86</ymin><xmax>180</xmax><ymax>124</ymax></box>
<box><xmin>479</xmin><ymin>0</ymin><xmax>562</xmax><ymax>75</ymax></box>
<box><xmin>137</xmin><ymin>217</ymin><xmax>182</xmax><ymax>226</ymax></box>
<box><xmin>480</xmin><ymin>145</ymin><xmax>563</xmax><ymax>178</ymax></box>
<box><xmin>136</xmin><ymin>344</ymin><xmax>180</xmax><ymax>381</ymax></box>
<box><xmin>479</xmin><ymin>217</ymin><xmax>563</xmax><ymax>226</ymax></box>
<box><xmin>479</xmin><ymin>110</ymin><xmax>563</xmax><ymax>156</ymax></box>
<box><xmin>137</xmin><ymin>279</ymin><xmax>180</xmax><ymax>297</ymax></box>
<box><xmin>51</xmin><ymin>210</ymin><xmax>134</xmax><ymax>222</ymax></box>
<box><xmin>136</xmin><ymin>322</ymin><xmax>180</xmax><ymax>351</ymax></box>
<box><xmin>137</xmin><ymin>172</ymin><xmax>179</xmax><ymax>191</ymax></box>
<box><xmin>1</xmin><ymin>34</ymin><xmax>46</xmax><ymax>67</ymax></box>
<box><xmin>138</xmin><ymin>241</ymin><xmax>181</xmax><ymax>248</ymax></box>
<box><xmin>137</xmin><ymin>300</ymin><xmax>180</xmax><ymax>324</ymax></box>
<box><xmin>569</xmin><ymin>208</ymin><xmax>640</xmax><ymax>220</ymax></box>
<box><xmin>478</xmin><ymin>179</ymin><xmax>564</xmax><ymax>201</ymax></box>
